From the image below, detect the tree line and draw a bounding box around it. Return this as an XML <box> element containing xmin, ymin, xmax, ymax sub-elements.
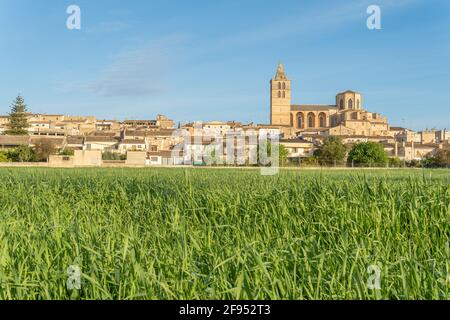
<box><xmin>300</xmin><ymin>136</ymin><xmax>449</xmax><ymax>168</ymax></box>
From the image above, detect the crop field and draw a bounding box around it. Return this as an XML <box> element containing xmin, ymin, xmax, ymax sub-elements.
<box><xmin>0</xmin><ymin>168</ymin><xmax>449</xmax><ymax>300</ymax></box>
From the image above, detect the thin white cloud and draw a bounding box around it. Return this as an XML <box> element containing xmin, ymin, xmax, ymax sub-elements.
<box><xmin>80</xmin><ymin>35</ymin><xmax>187</xmax><ymax>97</ymax></box>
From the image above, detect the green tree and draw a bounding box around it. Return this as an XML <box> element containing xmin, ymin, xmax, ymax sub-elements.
<box><xmin>33</xmin><ymin>139</ymin><xmax>57</xmax><ymax>162</ymax></box>
<box><xmin>314</xmin><ymin>136</ymin><xmax>347</xmax><ymax>166</ymax></box>
<box><xmin>0</xmin><ymin>151</ymin><xmax>9</xmax><ymax>162</ymax></box>
<box><xmin>259</xmin><ymin>141</ymin><xmax>289</xmax><ymax>167</ymax></box>
<box><xmin>278</xmin><ymin>144</ymin><xmax>289</xmax><ymax>166</ymax></box>
<box><xmin>7</xmin><ymin>145</ymin><xmax>35</xmax><ymax>162</ymax></box>
<box><xmin>423</xmin><ymin>149</ymin><xmax>450</xmax><ymax>168</ymax></box>
<box><xmin>5</xmin><ymin>95</ymin><xmax>29</xmax><ymax>136</ymax></box>
<box><xmin>348</xmin><ymin>142</ymin><xmax>388</xmax><ymax>167</ymax></box>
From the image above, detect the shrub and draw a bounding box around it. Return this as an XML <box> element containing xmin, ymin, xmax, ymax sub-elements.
<box><xmin>0</xmin><ymin>152</ymin><xmax>10</xmax><ymax>162</ymax></box>
<box><xmin>406</xmin><ymin>159</ymin><xmax>422</xmax><ymax>168</ymax></box>
<box><xmin>389</xmin><ymin>157</ymin><xmax>404</xmax><ymax>168</ymax></box>
<box><xmin>103</xmin><ymin>151</ymin><xmax>124</xmax><ymax>161</ymax></box>
<box><xmin>60</xmin><ymin>148</ymin><xmax>75</xmax><ymax>156</ymax></box>
<box><xmin>301</xmin><ymin>156</ymin><xmax>318</xmax><ymax>166</ymax></box>
<box><xmin>314</xmin><ymin>136</ymin><xmax>347</xmax><ymax>166</ymax></box>
<box><xmin>423</xmin><ymin>149</ymin><xmax>450</xmax><ymax>168</ymax></box>
<box><xmin>7</xmin><ymin>145</ymin><xmax>35</xmax><ymax>162</ymax></box>
<box><xmin>348</xmin><ymin>142</ymin><xmax>388</xmax><ymax>167</ymax></box>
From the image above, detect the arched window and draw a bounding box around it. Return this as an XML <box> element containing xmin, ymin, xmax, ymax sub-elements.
<box><xmin>340</xmin><ymin>99</ymin><xmax>344</xmax><ymax>109</ymax></box>
<box><xmin>278</xmin><ymin>91</ymin><xmax>281</xmax><ymax>98</ymax></box>
<box><xmin>278</xmin><ymin>83</ymin><xmax>282</xmax><ymax>90</ymax></box>
<box><xmin>348</xmin><ymin>99</ymin><xmax>353</xmax><ymax>109</ymax></box>
<box><xmin>319</xmin><ymin>113</ymin><xmax>326</xmax><ymax>127</ymax></box>
<box><xmin>308</xmin><ymin>113</ymin><xmax>315</xmax><ymax>128</ymax></box>
<box><xmin>297</xmin><ymin>113</ymin><xmax>304</xmax><ymax>129</ymax></box>
<box><xmin>282</xmin><ymin>91</ymin><xmax>286</xmax><ymax>98</ymax></box>
<box><xmin>282</xmin><ymin>82</ymin><xmax>286</xmax><ymax>90</ymax></box>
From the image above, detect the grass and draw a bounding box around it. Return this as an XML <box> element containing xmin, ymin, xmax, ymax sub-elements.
<box><xmin>0</xmin><ymin>167</ymin><xmax>448</xmax><ymax>300</ymax></box>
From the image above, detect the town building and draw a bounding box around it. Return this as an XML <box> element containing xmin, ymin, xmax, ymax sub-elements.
<box><xmin>0</xmin><ymin>64</ymin><xmax>447</xmax><ymax>165</ymax></box>
<box><xmin>270</xmin><ymin>63</ymin><xmax>391</xmax><ymax>138</ymax></box>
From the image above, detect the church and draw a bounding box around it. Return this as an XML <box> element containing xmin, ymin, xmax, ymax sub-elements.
<box><xmin>270</xmin><ymin>64</ymin><xmax>392</xmax><ymax>139</ymax></box>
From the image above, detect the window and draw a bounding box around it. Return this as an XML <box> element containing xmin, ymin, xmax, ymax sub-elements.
<box><xmin>348</xmin><ymin>99</ymin><xmax>353</xmax><ymax>109</ymax></box>
<box><xmin>282</xmin><ymin>91</ymin><xmax>286</xmax><ymax>98</ymax></box>
<box><xmin>278</xmin><ymin>83</ymin><xmax>282</xmax><ymax>90</ymax></box>
<box><xmin>340</xmin><ymin>99</ymin><xmax>344</xmax><ymax>109</ymax></box>
<box><xmin>278</xmin><ymin>91</ymin><xmax>281</xmax><ymax>98</ymax></box>
<box><xmin>308</xmin><ymin>115</ymin><xmax>314</xmax><ymax>128</ymax></box>
<box><xmin>297</xmin><ymin>115</ymin><xmax>303</xmax><ymax>128</ymax></box>
<box><xmin>282</xmin><ymin>82</ymin><xmax>286</xmax><ymax>90</ymax></box>
<box><xmin>319</xmin><ymin>115</ymin><xmax>325</xmax><ymax>127</ymax></box>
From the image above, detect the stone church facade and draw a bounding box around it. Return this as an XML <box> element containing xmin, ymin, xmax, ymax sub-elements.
<box><xmin>270</xmin><ymin>64</ymin><xmax>391</xmax><ymax>138</ymax></box>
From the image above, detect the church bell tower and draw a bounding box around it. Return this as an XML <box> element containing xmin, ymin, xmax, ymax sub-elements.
<box><xmin>270</xmin><ymin>63</ymin><xmax>292</xmax><ymax>126</ymax></box>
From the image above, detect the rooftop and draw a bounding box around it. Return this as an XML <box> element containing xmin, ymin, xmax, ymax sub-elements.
<box><xmin>291</xmin><ymin>105</ymin><xmax>337</xmax><ymax>111</ymax></box>
<box><xmin>121</xmin><ymin>139</ymin><xmax>146</xmax><ymax>144</ymax></box>
<box><xmin>85</xmin><ymin>136</ymin><xmax>119</xmax><ymax>143</ymax></box>
<box><xmin>0</xmin><ymin>135</ymin><xmax>30</xmax><ymax>145</ymax></box>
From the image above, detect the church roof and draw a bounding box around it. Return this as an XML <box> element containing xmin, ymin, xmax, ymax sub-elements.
<box><xmin>274</xmin><ymin>63</ymin><xmax>288</xmax><ymax>81</ymax></box>
<box><xmin>291</xmin><ymin>105</ymin><xmax>337</xmax><ymax>111</ymax></box>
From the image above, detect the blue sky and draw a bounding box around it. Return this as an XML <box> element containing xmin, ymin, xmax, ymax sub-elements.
<box><xmin>0</xmin><ymin>0</ymin><xmax>449</xmax><ymax>130</ymax></box>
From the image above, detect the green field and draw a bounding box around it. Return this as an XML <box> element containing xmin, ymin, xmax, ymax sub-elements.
<box><xmin>0</xmin><ymin>168</ymin><xmax>449</xmax><ymax>300</ymax></box>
